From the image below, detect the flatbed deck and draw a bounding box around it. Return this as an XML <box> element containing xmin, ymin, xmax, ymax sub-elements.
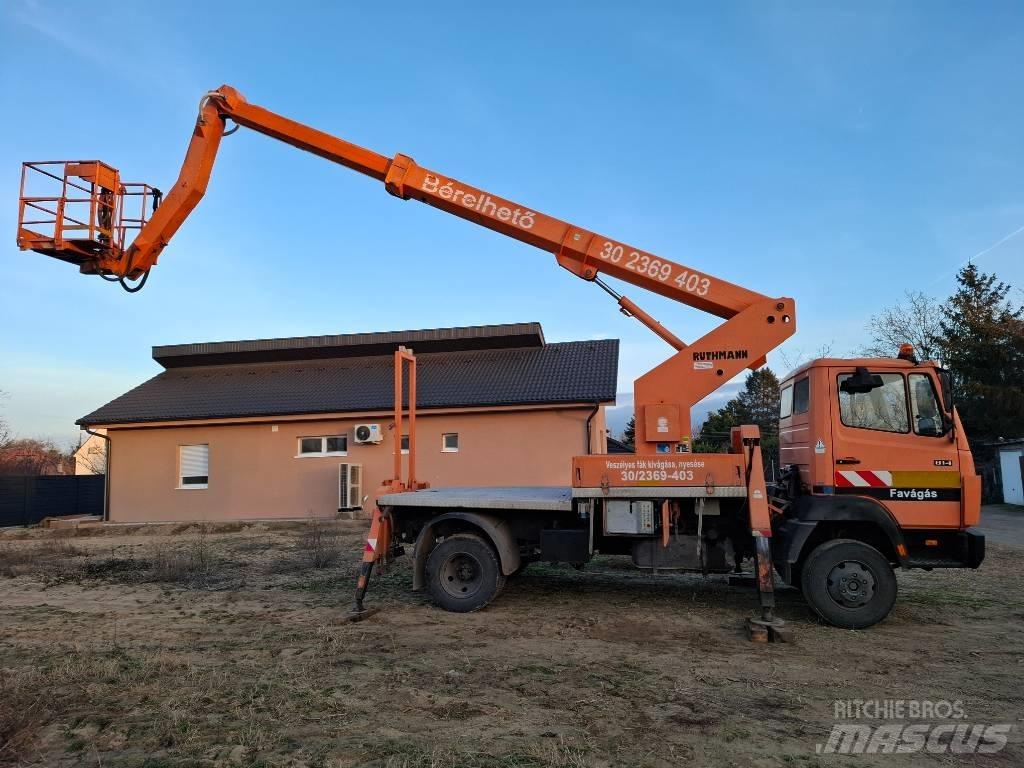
<box><xmin>378</xmin><ymin>484</ymin><xmax>748</xmax><ymax>512</ymax></box>
<box><xmin>377</xmin><ymin>486</ymin><xmax>573</xmax><ymax>512</ymax></box>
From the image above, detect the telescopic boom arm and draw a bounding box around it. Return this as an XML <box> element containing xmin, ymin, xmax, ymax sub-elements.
<box><xmin>16</xmin><ymin>85</ymin><xmax>796</xmax><ymax>450</ymax></box>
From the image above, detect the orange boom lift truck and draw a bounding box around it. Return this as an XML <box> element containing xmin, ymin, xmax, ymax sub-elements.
<box><xmin>17</xmin><ymin>86</ymin><xmax>983</xmax><ymax>638</ymax></box>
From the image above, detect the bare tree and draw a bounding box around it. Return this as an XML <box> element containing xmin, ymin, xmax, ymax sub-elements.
<box><xmin>0</xmin><ymin>389</ymin><xmax>10</xmax><ymax>448</ymax></box>
<box><xmin>0</xmin><ymin>438</ymin><xmax>72</xmax><ymax>476</ymax></box>
<box><xmin>859</xmin><ymin>291</ymin><xmax>943</xmax><ymax>361</ymax></box>
<box><xmin>778</xmin><ymin>342</ymin><xmax>834</xmax><ymax>373</ymax></box>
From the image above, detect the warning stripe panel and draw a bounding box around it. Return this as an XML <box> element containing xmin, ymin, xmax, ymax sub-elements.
<box><xmin>835</xmin><ymin>470</ymin><xmax>892</xmax><ymax>487</ymax></box>
<box><xmin>834</xmin><ymin>469</ymin><xmax>961</xmax><ymax>489</ymax></box>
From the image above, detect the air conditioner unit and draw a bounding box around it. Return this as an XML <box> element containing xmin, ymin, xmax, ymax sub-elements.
<box><xmin>338</xmin><ymin>463</ymin><xmax>363</xmax><ymax>511</ymax></box>
<box><xmin>353</xmin><ymin>423</ymin><xmax>383</xmax><ymax>444</ymax></box>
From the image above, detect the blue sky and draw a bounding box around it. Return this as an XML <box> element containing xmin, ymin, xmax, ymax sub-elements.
<box><xmin>2</xmin><ymin>1</ymin><xmax>1022</xmax><ymax>445</ymax></box>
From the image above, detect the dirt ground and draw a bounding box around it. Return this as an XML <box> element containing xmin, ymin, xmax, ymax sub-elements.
<box><xmin>0</xmin><ymin>520</ymin><xmax>1021</xmax><ymax>768</ymax></box>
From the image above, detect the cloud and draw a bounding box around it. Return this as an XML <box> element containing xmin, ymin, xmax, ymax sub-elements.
<box><xmin>8</xmin><ymin>0</ymin><xmax>108</xmax><ymax>67</ymax></box>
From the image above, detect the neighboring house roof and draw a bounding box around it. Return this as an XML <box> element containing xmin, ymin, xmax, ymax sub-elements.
<box><xmin>79</xmin><ymin>324</ymin><xmax>618</xmax><ymax>426</ymax></box>
<box><xmin>606</xmin><ymin>437</ymin><xmax>633</xmax><ymax>454</ymax></box>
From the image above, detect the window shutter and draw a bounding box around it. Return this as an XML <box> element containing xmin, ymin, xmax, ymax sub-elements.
<box><xmin>180</xmin><ymin>444</ymin><xmax>209</xmax><ymax>483</ymax></box>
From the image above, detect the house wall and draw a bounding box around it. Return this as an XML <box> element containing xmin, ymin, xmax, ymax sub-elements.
<box><xmin>74</xmin><ymin>432</ymin><xmax>107</xmax><ymax>475</ymax></box>
<box><xmin>104</xmin><ymin>405</ymin><xmax>607</xmax><ymax>522</ymax></box>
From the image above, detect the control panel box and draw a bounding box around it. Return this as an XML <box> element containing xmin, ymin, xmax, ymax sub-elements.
<box><xmin>604</xmin><ymin>499</ymin><xmax>655</xmax><ymax>535</ymax></box>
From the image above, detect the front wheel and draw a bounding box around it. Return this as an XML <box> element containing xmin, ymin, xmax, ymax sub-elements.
<box><xmin>800</xmin><ymin>539</ymin><xmax>897</xmax><ymax>629</ymax></box>
<box><xmin>426</xmin><ymin>533</ymin><xmax>505</xmax><ymax>613</ymax></box>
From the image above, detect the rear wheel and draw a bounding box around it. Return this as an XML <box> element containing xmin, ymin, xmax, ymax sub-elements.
<box><xmin>426</xmin><ymin>533</ymin><xmax>505</xmax><ymax>613</ymax></box>
<box><xmin>800</xmin><ymin>539</ymin><xmax>897</xmax><ymax>629</ymax></box>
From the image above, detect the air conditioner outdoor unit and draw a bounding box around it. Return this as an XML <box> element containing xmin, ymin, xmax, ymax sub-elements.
<box><xmin>338</xmin><ymin>463</ymin><xmax>363</xmax><ymax>511</ymax></box>
<box><xmin>353</xmin><ymin>423</ymin><xmax>383</xmax><ymax>444</ymax></box>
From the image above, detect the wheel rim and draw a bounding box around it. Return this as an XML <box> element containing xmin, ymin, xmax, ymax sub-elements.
<box><xmin>825</xmin><ymin>559</ymin><xmax>877</xmax><ymax>609</ymax></box>
<box><xmin>439</xmin><ymin>551</ymin><xmax>484</xmax><ymax>600</ymax></box>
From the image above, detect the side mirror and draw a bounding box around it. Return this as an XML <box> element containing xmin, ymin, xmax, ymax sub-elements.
<box><xmin>840</xmin><ymin>367</ymin><xmax>884</xmax><ymax>395</ymax></box>
<box><xmin>938</xmin><ymin>369</ymin><xmax>954</xmax><ymax>413</ymax></box>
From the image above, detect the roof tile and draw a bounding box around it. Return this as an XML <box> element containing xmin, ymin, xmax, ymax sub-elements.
<box><xmin>79</xmin><ymin>339</ymin><xmax>619</xmax><ymax>425</ymax></box>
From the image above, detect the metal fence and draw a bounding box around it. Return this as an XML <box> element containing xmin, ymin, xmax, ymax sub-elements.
<box><xmin>0</xmin><ymin>475</ymin><xmax>104</xmax><ymax>527</ymax></box>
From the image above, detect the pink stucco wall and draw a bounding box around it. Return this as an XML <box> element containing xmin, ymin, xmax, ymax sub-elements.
<box><xmin>104</xmin><ymin>405</ymin><xmax>607</xmax><ymax>522</ymax></box>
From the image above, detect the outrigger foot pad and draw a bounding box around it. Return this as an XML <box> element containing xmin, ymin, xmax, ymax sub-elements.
<box><xmin>335</xmin><ymin>605</ymin><xmax>381</xmax><ymax>624</ymax></box>
<box><xmin>746</xmin><ymin>616</ymin><xmax>788</xmax><ymax>643</ymax></box>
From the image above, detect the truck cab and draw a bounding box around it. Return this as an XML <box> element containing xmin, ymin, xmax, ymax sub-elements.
<box><xmin>772</xmin><ymin>354</ymin><xmax>985</xmax><ymax>627</ymax></box>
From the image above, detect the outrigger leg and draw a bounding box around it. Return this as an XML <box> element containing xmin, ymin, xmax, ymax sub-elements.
<box><xmin>340</xmin><ymin>506</ymin><xmax>391</xmax><ymax>622</ymax></box>
<box><xmin>733</xmin><ymin>425</ymin><xmax>788</xmax><ymax>643</ymax></box>
<box><xmin>746</xmin><ymin>534</ymin><xmax>787</xmax><ymax>642</ymax></box>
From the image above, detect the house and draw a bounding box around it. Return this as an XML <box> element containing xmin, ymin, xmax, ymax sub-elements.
<box><xmin>78</xmin><ymin>323</ymin><xmax>618</xmax><ymax>523</ymax></box>
<box><xmin>74</xmin><ymin>429</ymin><xmax>107</xmax><ymax>474</ymax></box>
<box><xmin>606</xmin><ymin>436</ymin><xmax>634</xmax><ymax>454</ymax></box>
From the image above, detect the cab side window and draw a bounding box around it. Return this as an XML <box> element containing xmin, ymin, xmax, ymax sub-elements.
<box><xmin>909</xmin><ymin>374</ymin><xmax>944</xmax><ymax>436</ymax></box>
<box><xmin>793</xmin><ymin>378</ymin><xmax>810</xmax><ymax>414</ymax></box>
<box><xmin>780</xmin><ymin>384</ymin><xmax>793</xmax><ymax>418</ymax></box>
<box><xmin>838</xmin><ymin>373</ymin><xmax>909</xmax><ymax>433</ymax></box>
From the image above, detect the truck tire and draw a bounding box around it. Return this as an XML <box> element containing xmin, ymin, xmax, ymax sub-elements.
<box><xmin>800</xmin><ymin>539</ymin><xmax>897</xmax><ymax>629</ymax></box>
<box><xmin>426</xmin><ymin>533</ymin><xmax>506</xmax><ymax>613</ymax></box>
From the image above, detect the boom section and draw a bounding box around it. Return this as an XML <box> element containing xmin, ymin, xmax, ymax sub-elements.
<box><xmin>221</xmin><ymin>86</ymin><xmax>768</xmax><ymax>318</ymax></box>
<box><xmin>20</xmin><ymin>85</ymin><xmax>770</xmax><ymax>320</ymax></box>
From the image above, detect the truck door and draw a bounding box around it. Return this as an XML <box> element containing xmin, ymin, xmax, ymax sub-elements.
<box><xmin>830</xmin><ymin>367</ymin><xmax>961</xmax><ymax>528</ymax></box>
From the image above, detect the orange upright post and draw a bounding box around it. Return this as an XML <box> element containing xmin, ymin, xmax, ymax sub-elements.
<box><xmin>349</xmin><ymin>346</ymin><xmax>426</xmax><ymax>620</ymax></box>
<box><xmin>387</xmin><ymin>346</ymin><xmax>422</xmax><ymax>493</ymax></box>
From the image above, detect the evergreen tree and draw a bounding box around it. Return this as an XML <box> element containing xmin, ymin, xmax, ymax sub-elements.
<box><xmin>736</xmin><ymin>368</ymin><xmax>782</xmax><ymax>429</ymax></box>
<box><xmin>936</xmin><ymin>265</ymin><xmax>1024</xmax><ymax>442</ymax></box>
<box><xmin>697</xmin><ymin>369</ymin><xmax>781</xmax><ymax>469</ymax></box>
<box><xmin>622</xmin><ymin>416</ymin><xmax>636</xmax><ymax>448</ymax></box>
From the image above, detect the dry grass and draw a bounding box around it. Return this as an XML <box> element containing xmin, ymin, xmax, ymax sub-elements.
<box><xmin>0</xmin><ymin>538</ymin><xmax>86</xmax><ymax>578</ymax></box>
<box><xmin>147</xmin><ymin>526</ymin><xmax>214</xmax><ymax>585</ymax></box>
<box><xmin>0</xmin><ymin>668</ymin><xmax>50</xmax><ymax>763</ymax></box>
<box><xmin>298</xmin><ymin>518</ymin><xmax>343</xmax><ymax>569</ymax></box>
<box><xmin>0</xmin><ymin>527</ymin><xmax>221</xmax><ymax>589</ymax></box>
<box><xmin>0</xmin><ymin>523</ymin><xmax>1020</xmax><ymax>767</ymax></box>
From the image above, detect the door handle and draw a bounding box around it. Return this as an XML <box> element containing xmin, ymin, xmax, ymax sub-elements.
<box><xmin>836</xmin><ymin>457</ymin><xmax>860</xmax><ymax>465</ymax></box>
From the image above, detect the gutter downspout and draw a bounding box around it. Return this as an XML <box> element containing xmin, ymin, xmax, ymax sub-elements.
<box><xmin>585</xmin><ymin>402</ymin><xmax>602</xmax><ymax>455</ymax></box>
<box><xmin>83</xmin><ymin>426</ymin><xmax>111</xmax><ymax>522</ymax></box>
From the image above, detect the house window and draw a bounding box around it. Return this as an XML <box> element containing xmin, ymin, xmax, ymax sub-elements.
<box><xmin>401</xmin><ymin>435</ymin><xmax>409</xmax><ymax>454</ymax></box>
<box><xmin>297</xmin><ymin>435</ymin><xmax>348</xmax><ymax>457</ymax></box>
<box><xmin>442</xmin><ymin>433</ymin><xmax>459</xmax><ymax>453</ymax></box>
<box><xmin>179</xmin><ymin>444</ymin><xmax>209</xmax><ymax>489</ymax></box>
<box><xmin>793</xmin><ymin>378</ymin><xmax>810</xmax><ymax>414</ymax></box>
